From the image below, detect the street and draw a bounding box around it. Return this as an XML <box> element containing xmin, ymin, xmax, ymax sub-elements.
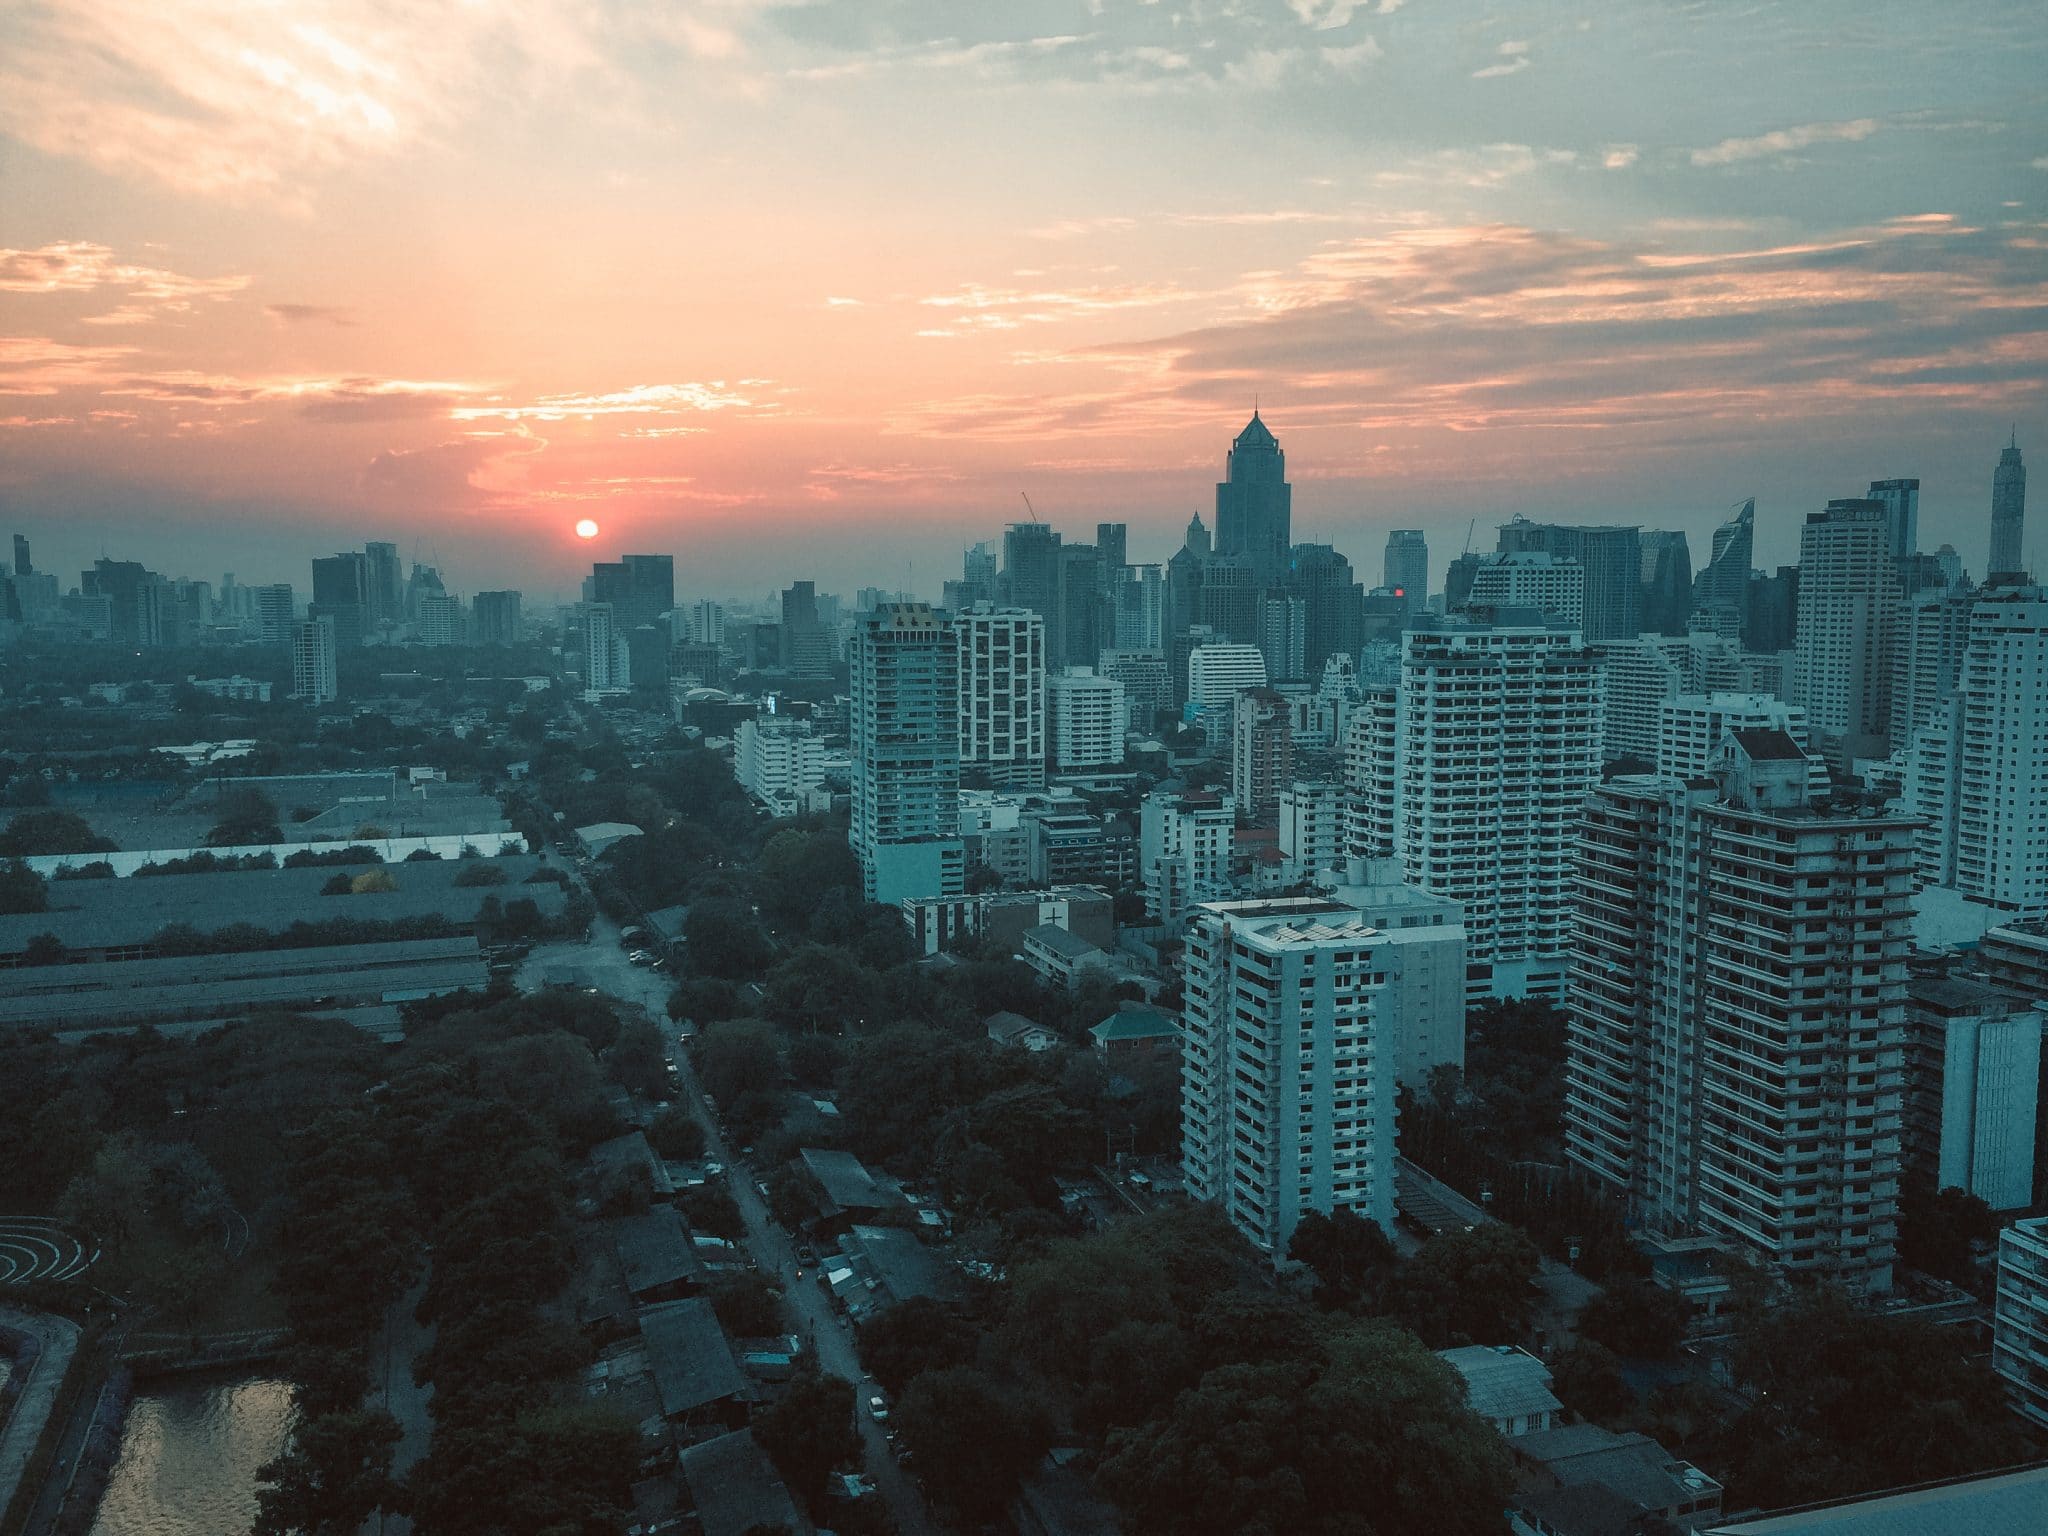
<box><xmin>523</xmin><ymin>912</ymin><xmax>944</xmax><ymax>1536</ymax></box>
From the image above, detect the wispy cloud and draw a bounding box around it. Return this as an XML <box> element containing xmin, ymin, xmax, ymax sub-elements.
<box><xmin>1472</xmin><ymin>41</ymin><xmax>1531</xmax><ymax>80</ymax></box>
<box><xmin>449</xmin><ymin>382</ymin><xmax>772</xmax><ymax>422</ymax></box>
<box><xmin>265</xmin><ymin>302</ymin><xmax>355</xmax><ymax>326</ymax></box>
<box><xmin>0</xmin><ymin>241</ymin><xmax>248</xmax><ymax>327</ymax></box>
<box><xmin>1690</xmin><ymin>119</ymin><xmax>1880</xmax><ymax>167</ymax></box>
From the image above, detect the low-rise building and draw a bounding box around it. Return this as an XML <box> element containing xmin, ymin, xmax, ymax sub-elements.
<box><xmin>1020</xmin><ymin>923</ymin><xmax>1116</xmax><ymax>989</ymax></box>
<box><xmin>1436</xmin><ymin>1346</ymin><xmax>1563</xmax><ymax>1439</ymax></box>
<box><xmin>986</xmin><ymin>1011</ymin><xmax>1060</xmax><ymax>1051</ymax></box>
<box><xmin>638</xmin><ymin>1297</ymin><xmax>752</xmax><ymax>1432</ymax></box>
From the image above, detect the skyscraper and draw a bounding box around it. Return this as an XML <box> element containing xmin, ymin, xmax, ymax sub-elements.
<box><xmin>1563</xmin><ymin>731</ymin><xmax>1913</xmax><ymax>1295</ymax></box>
<box><xmin>292</xmin><ymin>614</ymin><xmax>338</xmax><ymax>705</ymax></box>
<box><xmin>1358</xmin><ymin>610</ymin><xmax>1602</xmax><ymax>997</ymax></box>
<box><xmin>1054</xmin><ymin>542</ymin><xmax>1102</xmax><ymax>666</ymax></box>
<box><xmin>1383</xmin><ymin>530</ymin><xmax>1428</xmax><ymax>611</ymax></box>
<box><xmin>1638</xmin><ymin>530</ymin><xmax>1692</xmax><ymax>635</ymax></box>
<box><xmin>1464</xmin><ymin>552</ymin><xmax>1583</xmax><ymax>629</ymax></box>
<box><xmin>1230</xmin><ymin>687</ymin><xmax>1294</xmax><ymax>821</ymax></box>
<box><xmin>310</xmin><ymin>552</ymin><xmax>369</xmax><ymax>648</ymax></box>
<box><xmin>1494</xmin><ymin>519</ymin><xmax>1642</xmax><ymax>640</ymax></box>
<box><xmin>1905</xmin><ymin>590</ymin><xmax>2048</xmax><ymax>918</ymax></box>
<box><xmin>1795</xmin><ymin>497</ymin><xmax>1895</xmax><ymax>767</ymax></box>
<box><xmin>1691</xmin><ymin>499</ymin><xmax>1754</xmax><ymax>639</ymax></box>
<box><xmin>1214</xmin><ymin>412</ymin><xmax>1291</xmax><ymax>586</ymax></box>
<box><xmin>11</xmin><ymin>535</ymin><xmax>28</xmax><ymax>577</ymax></box>
<box><xmin>1180</xmin><ymin>896</ymin><xmax>1400</xmax><ymax>1259</ymax></box>
<box><xmin>961</xmin><ymin>540</ymin><xmax>999</xmax><ymax>607</ymax></box>
<box><xmin>583</xmin><ymin>602</ymin><xmax>624</xmax><ymax>690</ymax></box>
<box><xmin>253</xmin><ymin>583</ymin><xmax>295</xmax><ymax>646</ymax></box>
<box><xmin>1001</xmin><ymin>521</ymin><xmax>1061</xmax><ymax>624</ymax></box>
<box><xmin>1992</xmin><ymin>434</ymin><xmax>2027</xmax><ymax>582</ymax></box>
<box><xmin>779</xmin><ymin>579</ymin><xmax>833</xmax><ymax>678</ymax></box>
<box><xmin>1867</xmin><ymin>478</ymin><xmax>1920</xmax><ymax>563</ymax></box>
<box><xmin>472</xmin><ymin>590</ymin><xmax>522</xmax><ymax>645</ymax></box>
<box><xmin>364</xmin><ymin>540</ymin><xmax>403</xmax><ymax>628</ymax></box>
<box><xmin>593</xmin><ymin>554</ymin><xmax>675</xmax><ymax>630</ymax></box>
<box><xmin>1048</xmin><ymin>667</ymin><xmax>1126</xmax><ymax>771</ymax></box>
<box><xmin>849</xmin><ymin>602</ymin><xmax>964</xmax><ymax>905</ymax></box>
<box><xmin>953</xmin><ymin>605</ymin><xmax>1046</xmax><ymax>790</ymax></box>
<box><xmin>1290</xmin><ymin>544</ymin><xmax>1365</xmax><ymax>675</ymax></box>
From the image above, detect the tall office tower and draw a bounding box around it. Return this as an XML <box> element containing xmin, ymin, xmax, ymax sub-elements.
<box><xmin>1290</xmin><ymin>543</ymin><xmax>1365</xmax><ymax>675</ymax></box>
<box><xmin>1905</xmin><ymin>590</ymin><xmax>2048</xmax><ymax>917</ymax></box>
<box><xmin>1180</xmin><ymin>896</ymin><xmax>1399</xmax><ymax>1258</ymax></box>
<box><xmin>11</xmin><ymin>535</ymin><xmax>28</xmax><ymax>576</ymax></box>
<box><xmin>1095</xmin><ymin>522</ymin><xmax>1127</xmax><ymax>579</ymax></box>
<box><xmin>1114</xmin><ymin>564</ymin><xmax>1165</xmax><ymax>650</ymax></box>
<box><xmin>1639</xmin><ymin>531</ymin><xmax>1693</xmax><ymax>635</ymax></box>
<box><xmin>1690</xmin><ymin>499</ymin><xmax>1754</xmax><ymax>639</ymax></box>
<box><xmin>593</xmin><ymin>555</ymin><xmax>675</xmax><ymax>630</ymax></box>
<box><xmin>363</xmin><ymin>541</ymin><xmax>403</xmax><ymax>628</ymax></box>
<box><xmin>1256</xmin><ymin>592</ymin><xmax>1307</xmax><ymax>683</ymax></box>
<box><xmin>582</xmin><ymin>603</ymin><xmax>624</xmax><ymax>690</ymax></box>
<box><xmin>82</xmin><ymin>558</ymin><xmax>161</xmax><ymax>646</ymax></box>
<box><xmin>686</xmin><ymin>599</ymin><xmax>724</xmax><ymax>646</ymax></box>
<box><xmin>1383</xmin><ymin>530</ymin><xmax>1428</xmax><ymax>611</ymax></box>
<box><xmin>1048</xmin><ymin>667</ymin><xmax>1126</xmax><ymax>771</ymax></box>
<box><xmin>849</xmin><ymin>603</ymin><xmax>964</xmax><ymax>905</ymax></box>
<box><xmin>1867</xmin><ymin>478</ymin><xmax>1920</xmax><ymax>563</ymax></box>
<box><xmin>1904</xmin><ymin>974</ymin><xmax>2042</xmax><ymax>1213</ymax></box>
<box><xmin>1888</xmin><ymin>583</ymin><xmax>1976</xmax><ymax>751</ymax></box>
<box><xmin>472</xmin><ymin>590</ymin><xmax>522</xmax><ymax>645</ymax></box>
<box><xmin>1463</xmin><ymin>552</ymin><xmax>1584</xmax><ymax>628</ymax></box>
<box><xmin>1139</xmin><ymin>788</ymin><xmax>1237</xmax><ymax>924</ymax></box>
<box><xmin>291</xmin><ymin>615</ymin><xmax>338</xmax><ymax>705</ymax></box>
<box><xmin>1563</xmin><ymin>731</ymin><xmax>1915</xmax><ymax>1294</ymax></box>
<box><xmin>1795</xmin><ymin>497</ymin><xmax>1895</xmax><ymax>767</ymax></box>
<box><xmin>1495</xmin><ymin>520</ymin><xmax>1643</xmax><ymax>640</ymax></box>
<box><xmin>254</xmin><ymin>584</ymin><xmax>295</xmax><ymax>645</ymax></box>
<box><xmin>778</xmin><ymin>579</ymin><xmax>834</xmax><ymax>678</ymax></box>
<box><xmin>1001</xmin><ymin>521</ymin><xmax>1062</xmax><ymax>621</ymax></box>
<box><xmin>1231</xmin><ymin>687</ymin><xmax>1295</xmax><ymax>821</ymax></box>
<box><xmin>1163</xmin><ymin>541</ymin><xmax>1205</xmax><ymax>675</ymax></box>
<box><xmin>1054</xmin><ymin>542</ymin><xmax>1103</xmax><ymax>666</ymax></box>
<box><xmin>1194</xmin><ymin>554</ymin><xmax>1258</xmax><ymax>645</ymax></box>
<box><xmin>953</xmin><ymin>605</ymin><xmax>1047</xmax><ymax>790</ymax></box>
<box><xmin>1100</xmin><ymin>650</ymin><xmax>1171</xmax><ymax>732</ymax></box>
<box><xmin>1992</xmin><ymin>434</ymin><xmax>2027</xmax><ymax>582</ymax></box>
<box><xmin>1213</xmin><ymin>412</ymin><xmax>1291</xmax><ymax>586</ymax></box>
<box><xmin>1745</xmin><ymin>565</ymin><xmax>1798</xmax><ymax>653</ymax></box>
<box><xmin>961</xmin><ymin>540</ymin><xmax>999</xmax><ymax>607</ymax></box>
<box><xmin>415</xmin><ymin>592</ymin><xmax>464</xmax><ymax>647</ymax></box>
<box><xmin>1377</xmin><ymin>611</ymin><xmax>1602</xmax><ymax>997</ymax></box>
<box><xmin>310</xmin><ymin>552</ymin><xmax>370</xmax><ymax>648</ymax></box>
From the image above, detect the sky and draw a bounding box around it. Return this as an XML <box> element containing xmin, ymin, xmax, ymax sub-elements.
<box><xmin>2</xmin><ymin>0</ymin><xmax>2046</xmax><ymax>603</ymax></box>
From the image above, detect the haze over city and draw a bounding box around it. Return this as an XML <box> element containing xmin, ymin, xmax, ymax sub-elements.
<box><xmin>5</xmin><ymin>0</ymin><xmax>2046</xmax><ymax>594</ymax></box>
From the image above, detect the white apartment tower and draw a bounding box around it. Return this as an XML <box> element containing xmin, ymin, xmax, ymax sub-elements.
<box><xmin>1047</xmin><ymin>666</ymin><xmax>1126</xmax><ymax>771</ymax></box>
<box><xmin>735</xmin><ymin>712</ymin><xmax>832</xmax><ymax>816</ymax></box>
<box><xmin>1139</xmin><ymin>787</ymin><xmax>1236</xmax><ymax>924</ymax></box>
<box><xmin>1463</xmin><ymin>552</ymin><xmax>1584</xmax><ymax>630</ymax></box>
<box><xmin>1564</xmin><ymin>731</ymin><xmax>1915</xmax><ymax>1294</ymax></box>
<box><xmin>1889</xmin><ymin>583</ymin><xmax>1977</xmax><ymax>753</ymax></box>
<box><xmin>1795</xmin><ymin>497</ymin><xmax>1895</xmax><ymax>767</ymax></box>
<box><xmin>1904</xmin><ymin>590</ymin><xmax>2048</xmax><ymax>918</ymax></box>
<box><xmin>850</xmin><ymin>603</ymin><xmax>965</xmax><ymax>905</ymax></box>
<box><xmin>291</xmin><ymin>614</ymin><xmax>338</xmax><ymax>705</ymax></box>
<box><xmin>1368</xmin><ymin>612</ymin><xmax>1602</xmax><ymax>998</ymax></box>
<box><xmin>583</xmin><ymin>602</ymin><xmax>626</xmax><ymax>692</ymax></box>
<box><xmin>953</xmin><ymin>604</ymin><xmax>1047</xmax><ymax>790</ymax></box>
<box><xmin>1655</xmin><ymin>692</ymin><xmax>1825</xmax><ymax>794</ymax></box>
<box><xmin>1180</xmin><ymin>897</ymin><xmax>1400</xmax><ymax>1259</ymax></box>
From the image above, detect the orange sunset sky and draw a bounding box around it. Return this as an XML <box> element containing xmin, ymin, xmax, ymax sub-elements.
<box><xmin>3</xmin><ymin>0</ymin><xmax>2045</xmax><ymax>600</ymax></box>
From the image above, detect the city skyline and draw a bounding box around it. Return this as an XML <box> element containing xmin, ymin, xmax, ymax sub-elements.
<box><xmin>3</xmin><ymin>1</ymin><xmax>2046</xmax><ymax>592</ymax></box>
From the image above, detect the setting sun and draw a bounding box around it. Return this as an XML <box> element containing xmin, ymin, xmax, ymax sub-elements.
<box><xmin>574</xmin><ymin>519</ymin><xmax>600</xmax><ymax>540</ymax></box>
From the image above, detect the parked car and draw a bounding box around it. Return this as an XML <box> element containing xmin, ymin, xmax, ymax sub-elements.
<box><xmin>866</xmin><ymin>1393</ymin><xmax>889</xmax><ymax>1423</ymax></box>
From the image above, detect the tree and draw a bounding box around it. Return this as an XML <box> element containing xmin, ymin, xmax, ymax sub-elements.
<box><xmin>605</xmin><ymin>1016</ymin><xmax>670</xmax><ymax>1100</ymax></box>
<box><xmin>709</xmin><ymin>1271</ymin><xmax>785</xmax><ymax>1339</ymax></box>
<box><xmin>253</xmin><ymin>1409</ymin><xmax>403</xmax><ymax>1536</ymax></box>
<box><xmin>894</xmin><ymin>1368</ymin><xmax>1052</xmax><ymax>1524</ymax></box>
<box><xmin>696</xmin><ymin>1019</ymin><xmax>783</xmax><ymax>1105</ymax></box>
<box><xmin>686</xmin><ymin>898</ymin><xmax>775</xmax><ymax>979</ymax></box>
<box><xmin>22</xmin><ymin>932</ymin><xmax>66</xmax><ymax>967</ymax></box>
<box><xmin>207</xmin><ymin>786</ymin><xmax>283</xmax><ymax>847</ymax></box>
<box><xmin>1286</xmin><ymin>1209</ymin><xmax>1398</xmax><ymax>1307</ymax></box>
<box><xmin>1577</xmin><ymin>1277</ymin><xmax>1692</xmax><ymax>1360</ymax></box>
<box><xmin>646</xmin><ymin>1106</ymin><xmax>706</xmax><ymax>1160</ymax></box>
<box><xmin>754</xmin><ymin>1370</ymin><xmax>860</xmax><ymax>1508</ymax></box>
<box><xmin>857</xmin><ymin>1297</ymin><xmax>985</xmax><ymax>1395</ymax></box>
<box><xmin>1098</xmin><ymin>1321</ymin><xmax>1512</xmax><ymax>1536</ymax></box>
<box><xmin>1394</xmin><ymin>1223</ymin><xmax>1542</xmax><ymax>1347</ymax></box>
<box><xmin>1897</xmin><ymin>1182</ymin><xmax>2000</xmax><ymax>1287</ymax></box>
<box><xmin>0</xmin><ymin>858</ymin><xmax>46</xmax><ymax>915</ymax></box>
<box><xmin>1548</xmin><ymin>1339</ymin><xmax>1633</xmax><ymax>1423</ymax></box>
<box><xmin>0</xmin><ymin>809</ymin><xmax>115</xmax><ymax>857</ymax></box>
<box><xmin>453</xmin><ymin>861</ymin><xmax>509</xmax><ymax>887</ymax></box>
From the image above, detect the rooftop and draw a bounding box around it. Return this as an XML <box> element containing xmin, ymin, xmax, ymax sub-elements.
<box><xmin>638</xmin><ymin>1297</ymin><xmax>750</xmax><ymax>1417</ymax></box>
<box><xmin>1024</xmin><ymin>923</ymin><xmax>1104</xmax><ymax>961</ymax></box>
<box><xmin>678</xmin><ymin>1430</ymin><xmax>798</xmax><ymax>1536</ymax></box>
<box><xmin>1703</xmin><ymin>1462</ymin><xmax>2048</xmax><ymax>1536</ymax></box>
<box><xmin>1437</xmin><ymin>1345</ymin><xmax>1562</xmax><ymax>1426</ymax></box>
<box><xmin>611</xmin><ymin>1205</ymin><xmax>706</xmax><ymax>1297</ymax></box>
<box><xmin>798</xmin><ymin>1147</ymin><xmax>898</xmax><ymax>1214</ymax></box>
<box><xmin>1727</xmin><ymin>727</ymin><xmax>1808</xmax><ymax>762</ymax></box>
<box><xmin>1092</xmin><ymin>1005</ymin><xmax>1181</xmax><ymax>1044</ymax></box>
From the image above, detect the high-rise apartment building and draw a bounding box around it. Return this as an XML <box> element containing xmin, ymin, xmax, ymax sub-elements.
<box><xmin>1001</xmin><ymin>522</ymin><xmax>1062</xmax><ymax>626</ymax></box>
<box><xmin>583</xmin><ymin>603</ymin><xmax>625</xmax><ymax>691</ymax></box>
<box><xmin>1867</xmin><ymin>478</ymin><xmax>1920</xmax><ymax>563</ymax></box>
<box><xmin>1691</xmin><ymin>499</ymin><xmax>1754</xmax><ymax>640</ymax></box>
<box><xmin>1231</xmin><ymin>687</ymin><xmax>1294</xmax><ymax>822</ymax></box>
<box><xmin>1994</xmin><ymin>1216</ymin><xmax>2048</xmax><ymax>1429</ymax></box>
<box><xmin>415</xmin><ymin>592</ymin><xmax>464</xmax><ymax>647</ymax></box>
<box><xmin>1654</xmin><ymin>692</ymin><xmax>1821</xmax><ymax>792</ymax></box>
<box><xmin>1795</xmin><ymin>497</ymin><xmax>1895</xmax><ymax>767</ymax></box>
<box><xmin>849</xmin><ymin>603</ymin><xmax>964</xmax><ymax>906</ymax></box>
<box><xmin>1099</xmin><ymin>649</ymin><xmax>1171</xmax><ymax>732</ymax></box>
<box><xmin>735</xmin><ymin>713</ymin><xmax>834</xmax><ymax>817</ymax></box>
<box><xmin>253</xmin><ymin>583</ymin><xmax>295</xmax><ymax>645</ymax></box>
<box><xmin>291</xmin><ymin>614</ymin><xmax>338</xmax><ymax>705</ymax></box>
<box><xmin>1592</xmin><ymin>633</ymin><xmax>1751</xmax><ymax>764</ymax></box>
<box><xmin>1214</xmin><ymin>412</ymin><xmax>1291</xmax><ymax>586</ymax></box>
<box><xmin>1277</xmin><ymin>781</ymin><xmax>1345</xmax><ymax>879</ymax></box>
<box><xmin>1364</xmin><ymin>611</ymin><xmax>1602</xmax><ymax>997</ymax></box>
<box><xmin>1047</xmin><ymin>667</ymin><xmax>1125</xmax><ymax>771</ymax></box>
<box><xmin>1904</xmin><ymin>971</ymin><xmax>2041</xmax><ymax>1213</ymax></box>
<box><xmin>1904</xmin><ymin>590</ymin><xmax>2048</xmax><ymax>917</ymax></box>
<box><xmin>1563</xmin><ymin>731</ymin><xmax>1914</xmax><ymax>1294</ymax></box>
<box><xmin>1464</xmin><ymin>552</ymin><xmax>1584</xmax><ymax>629</ymax></box>
<box><xmin>1383</xmin><ymin>530</ymin><xmax>1428</xmax><ymax>611</ymax></box>
<box><xmin>1888</xmin><ymin>582</ymin><xmax>1975</xmax><ymax>752</ymax></box>
<box><xmin>1180</xmin><ymin>897</ymin><xmax>1400</xmax><ymax>1259</ymax></box>
<box><xmin>364</xmin><ymin>540</ymin><xmax>403</xmax><ymax>628</ymax></box>
<box><xmin>1139</xmin><ymin>787</ymin><xmax>1236</xmax><ymax>924</ymax></box>
<box><xmin>472</xmin><ymin>590</ymin><xmax>522</xmax><ymax>645</ymax></box>
<box><xmin>953</xmin><ymin>605</ymin><xmax>1047</xmax><ymax>790</ymax></box>
<box><xmin>1992</xmin><ymin>434</ymin><xmax>2027</xmax><ymax>582</ymax></box>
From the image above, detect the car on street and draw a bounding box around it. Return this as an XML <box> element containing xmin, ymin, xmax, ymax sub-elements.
<box><xmin>866</xmin><ymin>1392</ymin><xmax>889</xmax><ymax>1423</ymax></box>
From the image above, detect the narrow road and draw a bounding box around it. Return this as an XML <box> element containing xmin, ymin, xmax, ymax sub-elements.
<box><xmin>523</xmin><ymin>910</ymin><xmax>945</xmax><ymax>1536</ymax></box>
<box><xmin>0</xmin><ymin>1304</ymin><xmax>81</xmax><ymax>1526</ymax></box>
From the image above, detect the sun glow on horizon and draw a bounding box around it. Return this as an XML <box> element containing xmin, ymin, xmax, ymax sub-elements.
<box><xmin>574</xmin><ymin>518</ymin><xmax>600</xmax><ymax>540</ymax></box>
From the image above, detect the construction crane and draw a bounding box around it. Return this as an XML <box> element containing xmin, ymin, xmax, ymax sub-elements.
<box><xmin>1462</xmin><ymin>517</ymin><xmax>1477</xmax><ymax>555</ymax></box>
<box><xmin>1019</xmin><ymin>492</ymin><xmax>1040</xmax><ymax>524</ymax></box>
